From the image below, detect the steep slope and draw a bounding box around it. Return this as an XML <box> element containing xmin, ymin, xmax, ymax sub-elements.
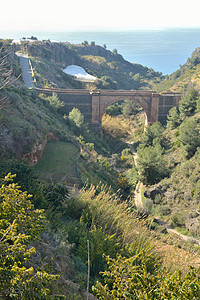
<box><xmin>152</xmin><ymin>47</ymin><xmax>200</xmax><ymax>92</ymax></box>
<box><xmin>142</xmin><ymin>91</ymin><xmax>200</xmax><ymax>237</ymax></box>
<box><xmin>2</xmin><ymin>40</ymin><xmax>200</xmax><ymax>298</ymax></box>
<box><xmin>17</xmin><ymin>40</ymin><xmax>162</xmax><ymax>90</ymax></box>
<box><xmin>0</xmin><ymin>87</ymin><xmax>72</xmax><ymax>161</ymax></box>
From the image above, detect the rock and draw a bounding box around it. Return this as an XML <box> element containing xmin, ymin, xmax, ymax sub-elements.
<box><xmin>23</xmin><ymin>132</ymin><xmax>58</xmax><ymax>165</ymax></box>
<box><xmin>144</xmin><ymin>185</ymin><xmax>162</xmax><ymax>200</ymax></box>
<box><xmin>185</xmin><ymin>218</ymin><xmax>199</xmax><ymax>233</ymax></box>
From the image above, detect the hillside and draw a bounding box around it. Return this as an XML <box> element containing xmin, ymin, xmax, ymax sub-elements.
<box><xmin>2</xmin><ymin>39</ymin><xmax>200</xmax><ymax>298</ymax></box>
<box><xmin>14</xmin><ymin>40</ymin><xmax>162</xmax><ymax>90</ymax></box>
<box><xmin>152</xmin><ymin>47</ymin><xmax>200</xmax><ymax>92</ymax></box>
<box><xmin>137</xmin><ymin>88</ymin><xmax>200</xmax><ymax>239</ymax></box>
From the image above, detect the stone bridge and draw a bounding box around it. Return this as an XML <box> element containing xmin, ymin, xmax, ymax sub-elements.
<box><xmin>36</xmin><ymin>88</ymin><xmax>182</xmax><ymax>125</ymax></box>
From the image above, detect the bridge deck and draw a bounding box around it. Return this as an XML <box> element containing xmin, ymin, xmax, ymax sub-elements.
<box><xmin>35</xmin><ymin>88</ymin><xmax>158</xmax><ymax>96</ymax></box>
<box><xmin>35</xmin><ymin>88</ymin><xmax>91</xmax><ymax>95</ymax></box>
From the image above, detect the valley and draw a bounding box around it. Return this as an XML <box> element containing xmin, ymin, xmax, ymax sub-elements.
<box><xmin>1</xmin><ymin>38</ymin><xmax>200</xmax><ymax>299</ymax></box>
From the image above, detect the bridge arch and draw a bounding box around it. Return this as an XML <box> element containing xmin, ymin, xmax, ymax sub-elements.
<box><xmin>91</xmin><ymin>90</ymin><xmax>161</xmax><ymax>124</ymax></box>
<box><xmin>35</xmin><ymin>88</ymin><xmax>182</xmax><ymax>126</ymax></box>
<box><xmin>103</xmin><ymin>95</ymin><xmax>148</xmax><ymax>114</ymax></box>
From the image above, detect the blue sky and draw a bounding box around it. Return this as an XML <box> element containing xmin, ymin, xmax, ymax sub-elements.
<box><xmin>1</xmin><ymin>0</ymin><xmax>200</xmax><ymax>32</ymax></box>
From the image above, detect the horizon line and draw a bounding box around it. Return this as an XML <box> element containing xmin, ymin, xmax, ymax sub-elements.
<box><xmin>1</xmin><ymin>26</ymin><xmax>200</xmax><ymax>34</ymax></box>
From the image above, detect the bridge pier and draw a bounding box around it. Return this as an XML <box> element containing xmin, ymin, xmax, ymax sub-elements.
<box><xmin>149</xmin><ymin>93</ymin><xmax>160</xmax><ymax>123</ymax></box>
<box><xmin>91</xmin><ymin>91</ymin><xmax>101</xmax><ymax>124</ymax></box>
<box><xmin>157</xmin><ymin>93</ymin><xmax>182</xmax><ymax>123</ymax></box>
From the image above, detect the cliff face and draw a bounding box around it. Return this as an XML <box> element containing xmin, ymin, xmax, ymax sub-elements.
<box><xmin>23</xmin><ymin>132</ymin><xmax>59</xmax><ymax>165</ymax></box>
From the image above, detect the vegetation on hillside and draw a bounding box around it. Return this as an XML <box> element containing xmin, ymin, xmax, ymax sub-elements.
<box><xmin>2</xmin><ymin>38</ymin><xmax>200</xmax><ymax>298</ymax></box>
<box><xmin>142</xmin><ymin>87</ymin><xmax>200</xmax><ymax>237</ymax></box>
<box><xmin>15</xmin><ymin>40</ymin><xmax>162</xmax><ymax>90</ymax></box>
<box><xmin>0</xmin><ymin>174</ymin><xmax>61</xmax><ymax>299</ymax></box>
<box><xmin>151</xmin><ymin>47</ymin><xmax>200</xmax><ymax>92</ymax></box>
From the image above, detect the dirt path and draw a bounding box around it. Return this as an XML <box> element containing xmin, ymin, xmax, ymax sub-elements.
<box><xmin>156</xmin><ymin>217</ymin><xmax>200</xmax><ymax>245</ymax></box>
<box><xmin>134</xmin><ymin>181</ymin><xmax>144</xmax><ymax>210</ymax></box>
<box><xmin>125</xmin><ymin>141</ymin><xmax>144</xmax><ymax>210</ymax></box>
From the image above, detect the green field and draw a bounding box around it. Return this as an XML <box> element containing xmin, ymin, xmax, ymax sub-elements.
<box><xmin>34</xmin><ymin>141</ymin><xmax>80</xmax><ymax>186</ymax></box>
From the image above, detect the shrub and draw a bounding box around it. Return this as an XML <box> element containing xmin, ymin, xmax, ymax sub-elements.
<box><xmin>179</xmin><ymin>117</ymin><xmax>200</xmax><ymax>158</ymax></box>
<box><xmin>69</xmin><ymin>108</ymin><xmax>84</xmax><ymax>127</ymax></box>
<box><xmin>139</xmin><ymin>122</ymin><xmax>164</xmax><ymax>149</ymax></box>
<box><xmin>143</xmin><ymin>198</ymin><xmax>153</xmax><ymax>214</ymax></box>
<box><xmin>40</xmin><ymin>92</ymin><xmax>64</xmax><ymax>111</ymax></box>
<box><xmin>171</xmin><ymin>212</ymin><xmax>185</xmax><ymax>227</ymax></box>
<box><xmin>167</xmin><ymin>107</ymin><xmax>181</xmax><ymax>129</ymax></box>
<box><xmin>0</xmin><ymin>174</ymin><xmax>59</xmax><ymax>298</ymax></box>
<box><xmin>102</xmin><ymin>114</ymin><xmax>129</xmax><ymax>139</ymax></box>
<box><xmin>179</xmin><ymin>87</ymin><xmax>199</xmax><ymax>117</ymax></box>
<box><xmin>137</xmin><ymin>145</ymin><xmax>169</xmax><ymax>185</ymax></box>
<box><xmin>159</xmin><ymin>205</ymin><xmax>171</xmax><ymax>216</ymax></box>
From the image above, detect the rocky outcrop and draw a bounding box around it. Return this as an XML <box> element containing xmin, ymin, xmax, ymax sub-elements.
<box><xmin>144</xmin><ymin>185</ymin><xmax>163</xmax><ymax>200</ymax></box>
<box><xmin>23</xmin><ymin>132</ymin><xmax>58</xmax><ymax>165</ymax></box>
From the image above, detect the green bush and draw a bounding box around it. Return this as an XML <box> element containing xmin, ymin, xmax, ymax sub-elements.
<box><xmin>69</xmin><ymin>108</ymin><xmax>84</xmax><ymax>128</ymax></box>
<box><xmin>159</xmin><ymin>205</ymin><xmax>171</xmax><ymax>216</ymax></box>
<box><xmin>179</xmin><ymin>117</ymin><xmax>200</xmax><ymax>158</ymax></box>
<box><xmin>137</xmin><ymin>145</ymin><xmax>169</xmax><ymax>185</ymax></box>
<box><xmin>171</xmin><ymin>212</ymin><xmax>185</xmax><ymax>227</ymax></box>
<box><xmin>179</xmin><ymin>87</ymin><xmax>199</xmax><ymax>117</ymax></box>
<box><xmin>143</xmin><ymin>198</ymin><xmax>153</xmax><ymax>214</ymax></box>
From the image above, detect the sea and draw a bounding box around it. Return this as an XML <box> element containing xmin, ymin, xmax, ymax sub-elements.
<box><xmin>2</xmin><ymin>28</ymin><xmax>200</xmax><ymax>75</ymax></box>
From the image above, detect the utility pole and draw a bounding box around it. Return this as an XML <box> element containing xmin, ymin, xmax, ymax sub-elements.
<box><xmin>87</xmin><ymin>240</ymin><xmax>90</xmax><ymax>300</ymax></box>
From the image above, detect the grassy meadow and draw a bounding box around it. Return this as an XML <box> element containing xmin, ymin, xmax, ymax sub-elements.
<box><xmin>34</xmin><ymin>141</ymin><xmax>80</xmax><ymax>186</ymax></box>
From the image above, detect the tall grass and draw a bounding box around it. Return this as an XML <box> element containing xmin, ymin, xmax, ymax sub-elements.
<box><xmin>79</xmin><ymin>184</ymin><xmax>200</xmax><ymax>274</ymax></box>
<box><xmin>79</xmin><ymin>184</ymin><xmax>158</xmax><ymax>262</ymax></box>
<box><xmin>102</xmin><ymin>114</ymin><xmax>130</xmax><ymax>139</ymax></box>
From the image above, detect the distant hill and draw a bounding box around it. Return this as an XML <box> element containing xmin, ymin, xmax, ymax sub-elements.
<box><xmin>152</xmin><ymin>47</ymin><xmax>200</xmax><ymax>92</ymax></box>
<box><xmin>15</xmin><ymin>40</ymin><xmax>162</xmax><ymax>90</ymax></box>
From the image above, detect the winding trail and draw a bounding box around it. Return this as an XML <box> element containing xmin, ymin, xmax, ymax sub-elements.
<box><xmin>125</xmin><ymin>141</ymin><xmax>143</xmax><ymax>210</ymax></box>
<box><xmin>156</xmin><ymin>217</ymin><xmax>200</xmax><ymax>245</ymax></box>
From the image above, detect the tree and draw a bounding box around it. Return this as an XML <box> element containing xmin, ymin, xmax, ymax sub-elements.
<box><xmin>179</xmin><ymin>87</ymin><xmax>199</xmax><ymax>117</ymax></box>
<box><xmin>139</xmin><ymin>122</ymin><xmax>164</xmax><ymax>149</ymax></box>
<box><xmin>179</xmin><ymin>117</ymin><xmax>200</xmax><ymax>158</ymax></box>
<box><xmin>40</xmin><ymin>92</ymin><xmax>64</xmax><ymax>111</ymax></box>
<box><xmin>82</xmin><ymin>41</ymin><xmax>88</xmax><ymax>46</ymax></box>
<box><xmin>137</xmin><ymin>144</ymin><xmax>169</xmax><ymax>185</ymax></box>
<box><xmin>0</xmin><ymin>43</ymin><xmax>13</xmax><ymax>91</ymax></box>
<box><xmin>93</xmin><ymin>252</ymin><xmax>200</xmax><ymax>299</ymax></box>
<box><xmin>167</xmin><ymin>107</ymin><xmax>181</xmax><ymax>129</ymax></box>
<box><xmin>122</xmin><ymin>100</ymin><xmax>140</xmax><ymax>118</ymax></box>
<box><xmin>95</xmin><ymin>76</ymin><xmax>117</xmax><ymax>90</ymax></box>
<box><xmin>69</xmin><ymin>107</ymin><xmax>84</xmax><ymax>127</ymax></box>
<box><xmin>0</xmin><ymin>174</ymin><xmax>59</xmax><ymax>298</ymax></box>
<box><xmin>44</xmin><ymin>183</ymin><xmax>69</xmax><ymax>210</ymax></box>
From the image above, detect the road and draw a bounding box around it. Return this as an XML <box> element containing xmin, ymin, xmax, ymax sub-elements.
<box><xmin>16</xmin><ymin>52</ymin><xmax>36</xmax><ymax>88</ymax></box>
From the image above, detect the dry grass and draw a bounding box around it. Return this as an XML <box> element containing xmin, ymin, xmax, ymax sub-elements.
<box><xmin>102</xmin><ymin>114</ymin><xmax>131</xmax><ymax>139</ymax></box>
<box><xmin>79</xmin><ymin>184</ymin><xmax>200</xmax><ymax>274</ymax></box>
